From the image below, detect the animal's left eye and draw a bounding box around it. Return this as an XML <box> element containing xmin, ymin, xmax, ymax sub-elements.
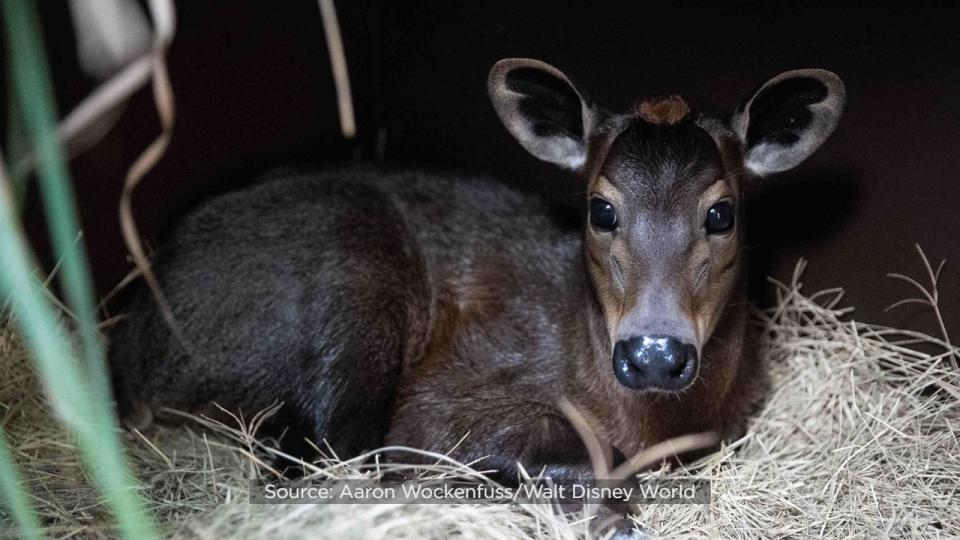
<box><xmin>705</xmin><ymin>201</ymin><xmax>735</xmax><ymax>235</ymax></box>
<box><xmin>589</xmin><ymin>197</ymin><xmax>618</xmax><ymax>231</ymax></box>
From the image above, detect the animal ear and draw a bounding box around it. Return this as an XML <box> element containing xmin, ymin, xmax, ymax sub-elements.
<box><xmin>731</xmin><ymin>69</ymin><xmax>845</xmax><ymax>176</ymax></box>
<box><xmin>488</xmin><ymin>58</ymin><xmax>600</xmax><ymax>170</ymax></box>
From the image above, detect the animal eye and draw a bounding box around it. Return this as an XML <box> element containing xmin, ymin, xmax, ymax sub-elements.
<box><xmin>705</xmin><ymin>201</ymin><xmax>735</xmax><ymax>235</ymax></box>
<box><xmin>589</xmin><ymin>197</ymin><xmax>617</xmax><ymax>231</ymax></box>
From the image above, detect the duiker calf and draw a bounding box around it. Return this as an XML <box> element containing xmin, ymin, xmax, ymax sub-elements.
<box><xmin>110</xmin><ymin>59</ymin><xmax>844</xmax><ymax>481</ymax></box>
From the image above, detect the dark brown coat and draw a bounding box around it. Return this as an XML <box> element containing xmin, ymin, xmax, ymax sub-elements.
<box><xmin>109</xmin><ymin>59</ymin><xmax>844</xmax><ymax>482</ymax></box>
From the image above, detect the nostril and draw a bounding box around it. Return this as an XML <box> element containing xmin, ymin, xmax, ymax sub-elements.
<box><xmin>670</xmin><ymin>344</ymin><xmax>698</xmax><ymax>378</ymax></box>
<box><xmin>614</xmin><ymin>340</ymin><xmax>640</xmax><ymax>371</ymax></box>
<box><xmin>668</xmin><ymin>358</ymin><xmax>687</xmax><ymax>378</ymax></box>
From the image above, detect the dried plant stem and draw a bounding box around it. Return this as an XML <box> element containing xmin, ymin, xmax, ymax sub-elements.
<box><xmin>317</xmin><ymin>0</ymin><xmax>357</xmax><ymax>139</ymax></box>
<box><xmin>885</xmin><ymin>243</ymin><xmax>958</xmax><ymax>371</ymax></box>
<box><xmin>3</xmin><ymin>240</ymin><xmax>958</xmax><ymax>538</ymax></box>
<box><xmin>115</xmin><ymin>0</ymin><xmax>200</xmax><ymax>363</ymax></box>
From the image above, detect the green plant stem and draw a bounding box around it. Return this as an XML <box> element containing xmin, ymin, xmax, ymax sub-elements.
<box><xmin>5</xmin><ymin>0</ymin><xmax>104</xmax><ymax>400</ymax></box>
<box><xmin>4</xmin><ymin>71</ymin><xmax>28</xmax><ymax>208</ymax></box>
<box><xmin>0</xmin><ymin>428</ymin><xmax>41</xmax><ymax>540</ymax></box>
<box><xmin>1</xmin><ymin>2</ymin><xmax>156</xmax><ymax>538</ymax></box>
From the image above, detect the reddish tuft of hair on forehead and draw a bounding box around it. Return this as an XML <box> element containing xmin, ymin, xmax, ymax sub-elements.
<box><xmin>633</xmin><ymin>95</ymin><xmax>691</xmax><ymax>125</ymax></box>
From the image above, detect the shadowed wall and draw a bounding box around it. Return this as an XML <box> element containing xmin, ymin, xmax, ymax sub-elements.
<box><xmin>7</xmin><ymin>0</ymin><xmax>959</xmax><ymax>335</ymax></box>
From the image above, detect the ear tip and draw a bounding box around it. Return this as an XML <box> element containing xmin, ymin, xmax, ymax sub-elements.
<box><xmin>809</xmin><ymin>68</ymin><xmax>845</xmax><ymax>91</ymax></box>
<box><xmin>815</xmin><ymin>69</ymin><xmax>847</xmax><ymax>112</ymax></box>
<box><xmin>488</xmin><ymin>58</ymin><xmax>521</xmax><ymax>91</ymax></box>
<box><xmin>490</xmin><ymin>58</ymin><xmax>534</xmax><ymax>74</ymax></box>
<box><xmin>488</xmin><ymin>58</ymin><xmax>565</xmax><ymax>80</ymax></box>
<box><xmin>492</xmin><ymin>57</ymin><xmax>549</xmax><ymax>68</ymax></box>
<box><xmin>793</xmin><ymin>68</ymin><xmax>847</xmax><ymax>102</ymax></box>
<box><xmin>488</xmin><ymin>58</ymin><xmax>575</xmax><ymax>102</ymax></box>
<box><xmin>823</xmin><ymin>70</ymin><xmax>847</xmax><ymax>107</ymax></box>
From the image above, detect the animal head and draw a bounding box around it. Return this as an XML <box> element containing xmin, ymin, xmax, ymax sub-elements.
<box><xmin>488</xmin><ymin>58</ymin><xmax>844</xmax><ymax>393</ymax></box>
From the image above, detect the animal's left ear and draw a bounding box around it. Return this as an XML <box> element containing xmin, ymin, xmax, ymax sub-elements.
<box><xmin>731</xmin><ymin>69</ymin><xmax>845</xmax><ymax>176</ymax></box>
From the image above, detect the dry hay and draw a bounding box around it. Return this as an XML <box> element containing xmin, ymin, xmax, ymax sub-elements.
<box><xmin>1</xmin><ymin>263</ymin><xmax>958</xmax><ymax>539</ymax></box>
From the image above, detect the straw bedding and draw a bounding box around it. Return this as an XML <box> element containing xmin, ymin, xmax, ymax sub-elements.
<box><xmin>1</xmin><ymin>263</ymin><xmax>958</xmax><ymax>539</ymax></box>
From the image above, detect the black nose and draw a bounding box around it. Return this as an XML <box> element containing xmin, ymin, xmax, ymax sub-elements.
<box><xmin>612</xmin><ymin>335</ymin><xmax>698</xmax><ymax>391</ymax></box>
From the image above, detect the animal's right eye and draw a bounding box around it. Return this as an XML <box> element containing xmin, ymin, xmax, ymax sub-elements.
<box><xmin>589</xmin><ymin>197</ymin><xmax>617</xmax><ymax>231</ymax></box>
<box><xmin>705</xmin><ymin>200</ymin><xmax>735</xmax><ymax>235</ymax></box>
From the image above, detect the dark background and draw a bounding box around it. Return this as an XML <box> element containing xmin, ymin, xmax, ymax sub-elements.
<box><xmin>8</xmin><ymin>1</ymin><xmax>960</xmax><ymax>334</ymax></box>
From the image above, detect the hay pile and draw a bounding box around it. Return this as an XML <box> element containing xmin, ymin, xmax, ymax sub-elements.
<box><xmin>1</xmin><ymin>264</ymin><xmax>958</xmax><ymax>538</ymax></box>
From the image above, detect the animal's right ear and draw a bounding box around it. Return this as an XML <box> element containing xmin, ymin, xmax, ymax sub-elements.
<box><xmin>488</xmin><ymin>58</ymin><xmax>599</xmax><ymax>171</ymax></box>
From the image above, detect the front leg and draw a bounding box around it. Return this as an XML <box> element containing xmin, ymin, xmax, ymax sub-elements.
<box><xmin>389</xmin><ymin>404</ymin><xmax>645</xmax><ymax>537</ymax></box>
<box><xmin>474</xmin><ymin>414</ymin><xmax>596</xmax><ymax>484</ymax></box>
<box><xmin>388</xmin><ymin>403</ymin><xmax>597</xmax><ymax>478</ymax></box>
<box><xmin>480</xmin><ymin>417</ymin><xmax>648</xmax><ymax>539</ymax></box>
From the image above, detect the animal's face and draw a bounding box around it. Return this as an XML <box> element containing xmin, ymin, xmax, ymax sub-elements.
<box><xmin>489</xmin><ymin>59</ymin><xmax>845</xmax><ymax>393</ymax></box>
<box><xmin>585</xmin><ymin>114</ymin><xmax>743</xmax><ymax>393</ymax></box>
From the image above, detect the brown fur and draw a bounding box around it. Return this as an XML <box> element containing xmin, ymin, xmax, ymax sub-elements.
<box><xmin>379</xmin><ymin>110</ymin><xmax>769</xmax><ymax>483</ymax></box>
<box><xmin>566</xmin><ymin>113</ymin><xmax>760</xmax><ymax>457</ymax></box>
<box><xmin>634</xmin><ymin>95</ymin><xmax>691</xmax><ymax>125</ymax></box>
<box><xmin>111</xmin><ymin>61</ymin><xmax>843</xmax><ymax>515</ymax></box>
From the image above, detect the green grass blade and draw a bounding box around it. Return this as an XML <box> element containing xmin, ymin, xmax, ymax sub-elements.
<box><xmin>0</xmin><ymin>428</ymin><xmax>41</xmax><ymax>540</ymax></box>
<box><xmin>4</xmin><ymin>68</ymin><xmax>28</xmax><ymax>209</ymax></box>
<box><xmin>5</xmin><ymin>0</ymin><xmax>104</xmax><ymax>398</ymax></box>
<box><xmin>1</xmin><ymin>2</ymin><xmax>157</xmax><ymax>538</ymax></box>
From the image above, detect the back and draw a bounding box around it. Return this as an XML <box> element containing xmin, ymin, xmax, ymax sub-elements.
<box><xmin>108</xmin><ymin>167</ymin><xmax>584</xmax><ymax>456</ymax></box>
